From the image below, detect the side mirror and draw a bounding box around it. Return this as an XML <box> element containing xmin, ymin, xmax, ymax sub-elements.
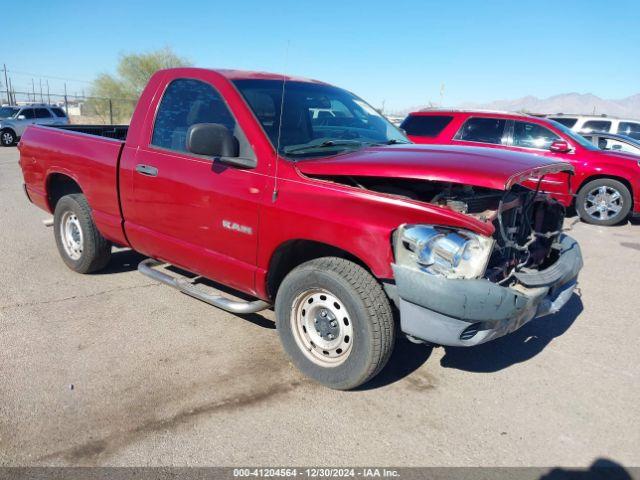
<box><xmin>549</xmin><ymin>140</ymin><xmax>571</xmax><ymax>153</ymax></box>
<box><xmin>611</xmin><ymin>144</ymin><xmax>623</xmax><ymax>151</ymax></box>
<box><xmin>186</xmin><ymin>123</ymin><xmax>238</xmax><ymax>157</ymax></box>
<box><xmin>17</xmin><ymin>115</ymin><xmax>26</xmax><ymax>120</ymax></box>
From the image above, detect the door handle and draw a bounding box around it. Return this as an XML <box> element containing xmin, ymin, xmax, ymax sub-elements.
<box><xmin>135</xmin><ymin>164</ymin><xmax>158</xmax><ymax>177</ymax></box>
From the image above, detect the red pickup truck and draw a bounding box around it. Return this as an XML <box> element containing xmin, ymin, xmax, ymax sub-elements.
<box><xmin>18</xmin><ymin>68</ymin><xmax>582</xmax><ymax>389</ymax></box>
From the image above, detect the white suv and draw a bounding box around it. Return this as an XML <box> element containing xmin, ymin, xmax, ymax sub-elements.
<box><xmin>0</xmin><ymin>104</ymin><xmax>70</xmax><ymax>146</ymax></box>
<box><xmin>546</xmin><ymin>113</ymin><xmax>640</xmax><ymax>141</ymax></box>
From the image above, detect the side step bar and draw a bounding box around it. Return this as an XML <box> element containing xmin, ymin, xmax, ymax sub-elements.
<box><xmin>138</xmin><ymin>258</ymin><xmax>270</xmax><ymax>314</ymax></box>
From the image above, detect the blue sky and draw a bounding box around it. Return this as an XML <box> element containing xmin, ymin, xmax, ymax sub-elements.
<box><xmin>4</xmin><ymin>0</ymin><xmax>640</xmax><ymax>111</ymax></box>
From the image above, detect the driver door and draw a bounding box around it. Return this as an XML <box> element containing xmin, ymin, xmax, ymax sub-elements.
<box><xmin>120</xmin><ymin>77</ymin><xmax>267</xmax><ymax>294</ymax></box>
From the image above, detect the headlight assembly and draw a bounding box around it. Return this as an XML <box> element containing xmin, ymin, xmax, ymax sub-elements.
<box><xmin>394</xmin><ymin>225</ymin><xmax>494</xmax><ymax>279</ymax></box>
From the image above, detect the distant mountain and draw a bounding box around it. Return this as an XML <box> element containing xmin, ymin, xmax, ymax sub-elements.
<box><xmin>396</xmin><ymin>93</ymin><xmax>640</xmax><ymax>120</ymax></box>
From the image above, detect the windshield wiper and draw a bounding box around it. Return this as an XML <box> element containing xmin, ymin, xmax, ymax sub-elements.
<box><xmin>283</xmin><ymin>139</ymin><xmax>366</xmax><ymax>155</ymax></box>
<box><xmin>383</xmin><ymin>139</ymin><xmax>411</xmax><ymax>145</ymax></box>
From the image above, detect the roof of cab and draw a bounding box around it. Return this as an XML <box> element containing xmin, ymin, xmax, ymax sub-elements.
<box><xmin>158</xmin><ymin>67</ymin><xmax>328</xmax><ymax>84</ymax></box>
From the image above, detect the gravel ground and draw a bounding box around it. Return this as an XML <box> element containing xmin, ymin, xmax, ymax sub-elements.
<box><xmin>1</xmin><ymin>146</ymin><xmax>639</xmax><ymax>468</ymax></box>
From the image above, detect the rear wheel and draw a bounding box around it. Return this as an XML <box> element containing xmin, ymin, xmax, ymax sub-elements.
<box><xmin>53</xmin><ymin>194</ymin><xmax>112</xmax><ymax>273</ymax></box>
<box><xmin>1</xmin><ymin>129</ymin><xmax>16</xmax><ymax>146</ymax></box>
<box><xmin>275</xmin><ymin>257</ymin><xmax>394</xmax><ymax>390</ymax></box>
<box><xmin>576</xmin><ymin>178</ymin><xmax>631</xmax><ymax>226</ymax></box>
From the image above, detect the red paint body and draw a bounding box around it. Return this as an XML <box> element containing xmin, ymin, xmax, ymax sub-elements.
<box><xmin>18</xmin><ymin>69</ymin><xmax>574</xmax><ymax>301</ymax></box>
<box><xmin>404</xmin><ymin>110</ymin><xmax>640</xmax><ymax>212</ymax></box>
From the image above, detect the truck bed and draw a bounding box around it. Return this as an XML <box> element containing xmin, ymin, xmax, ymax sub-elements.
<box><xmin>19</xmin><ymin>124</ymin><xmax>127</xmax><ymax>246</ymax></box>
<box><xmin>50</xmin><ymin>124</ymin><xmax>129</xmax><ymax>141</ymax></box>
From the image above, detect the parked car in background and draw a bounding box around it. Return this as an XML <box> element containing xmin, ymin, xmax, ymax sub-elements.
<box><xmin>582</xmin><ymin>132</ymin><xmax>640</xmax><ymax>156</ymax></box>
<box><xmin>402</xmin><ymin>109</ymin><xmax>640</xmax><ymax>226</ymax></box>
<box><xmin>546</xmin><ymin>114</ymin><xmax>640</xmax><ymax>140</ymax></box>
<box><xmin>17</xmin><ymin>68</ymin><xmax>582</xmax><ymax>389</ymax></box>
<box><xmin>0</xmin><ymin>104</ymin><xmax>69</xmax><ymax>146</ymax></box>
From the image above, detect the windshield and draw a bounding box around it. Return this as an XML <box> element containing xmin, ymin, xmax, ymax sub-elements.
<box><xmin>0</xmin><ymin>107</ymin><xmax>19</xmax><ymax>119</ymax></box>
<box><xmin>233</xmin><ymin>79</ymin><xmax>409</xmax><ymax>158</ymax></box>
<box><xmin>548</xmin><ymin>120</ymin><xmax>598</xmax><ymax>151</ymax></box>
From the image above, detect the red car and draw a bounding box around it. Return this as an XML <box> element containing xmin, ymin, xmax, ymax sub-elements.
<box><xmin>18</xmin><ymin>68</ymin><xmax>582</xmax><ymax>389</ymax></box>
<box><xmin>402</xmin><ymin>110</ymin><xmax>640</xmax><ymax>226</ymax></box>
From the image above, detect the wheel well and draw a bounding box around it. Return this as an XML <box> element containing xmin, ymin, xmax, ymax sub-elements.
<box><xmin>266</xmin><ymin>240</ymin><xmax>372</xmax><ymax>299</ymax></box>
<box><xmin>577</xmin><ymin>174</ymin><xmax>633</xmax><ymax>204</ymax></box>
<box><xmin>47</xmin><ymin>173</ymin><xmax>83</xmax><ymax>211</ymax></box>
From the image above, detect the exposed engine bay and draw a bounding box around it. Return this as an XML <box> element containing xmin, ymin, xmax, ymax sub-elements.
<box><xmin>316</xmin><ymin>176</ymin><xmax>566</xmax><ymax>284</ymax></box>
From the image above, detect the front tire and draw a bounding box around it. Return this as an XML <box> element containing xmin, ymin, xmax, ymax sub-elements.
<box><xmin>275</xmin><ymin>257</ymin><xmax>395</xmax><ymax>390</ymax></box>
<box><xmin>53</xmin><ymin>194</ymin><xmax>112</xmax><ymax>273</ymax></box>
<box><xmin>1</xmin><ymin>129</ymin><xmax>16</xmax><ymax>146</ymax></box>
<box><xmin>576</xmin><ymin>178</ymin><xmax>631</xmax><ymax>226</ymax></box>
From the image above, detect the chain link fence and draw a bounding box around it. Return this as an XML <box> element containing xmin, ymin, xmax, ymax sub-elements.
<box><xmin>1</xmin><ymin>90</ymin><xmax>137</xmax><ymax>125</ymax></box>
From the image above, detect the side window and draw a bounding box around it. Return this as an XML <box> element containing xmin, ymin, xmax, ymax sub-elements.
<box><xmin>580</xmin><ymin>120</ymin><xmax>611</xmax><ymax>133</ymax></box>
<box><xmin>400</xmin><ymin>115</ymin><xmax>453</xmax><ymax>137</ymax></box>
<box><xmin>151</xmin><ymin>79</ymin><xmax>236</xmax><ymax>153</ymax></box>
<box><xmin>51</xmin><ymin>107</ymin><xmax>67</xmax><ymax>118</ymax></box>
<box><xmin>19</xmin><ymin>108</ymin><xmax>35</xmax><ymax>119</ymax></box>
<box><xmin>549</xmin><ymin>117</ymin><xmax>577</xmax><ymax>128</ymax></box>
<box><xmin>454</xmin><ymin>117</ymin><xmax>507</xmax><ymax>145</ymax></box>
<box><xmin>618</xmin><ymin>122</ymin><xmax>640</xmax><ymax>140</ymax></box>
<box><xmin>34</xmin><ymin>108</ymin><xmax>53</xmax><ymax>118</ymax></box>
<box><xmin>512</xmin><ymin>122</ymin><xmax>560</xmax><ymax>149</ymax></box>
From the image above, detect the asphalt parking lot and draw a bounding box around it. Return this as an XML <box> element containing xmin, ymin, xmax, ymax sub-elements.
<box><xmin>1</xmin><ymin>145</ymin><xmax>639</xmax><ymax>468</ymax></box>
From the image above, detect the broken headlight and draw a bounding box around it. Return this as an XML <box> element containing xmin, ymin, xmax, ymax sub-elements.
<box><xmin>394</xmin><ymin>225</ymin><xmax>494</xmax><ymax>279</ymax></box>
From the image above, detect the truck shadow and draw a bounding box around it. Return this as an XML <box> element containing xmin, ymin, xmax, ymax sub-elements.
<box><xmin>358</xmin><ymin>338</ymin><xmax>434</xmax><ymax>390</ymax></box>
<box><xmin>95</xmin><ymin>248</ymin><xmax>146</xmax><ymax>275</ymax></box>
<box><xmin>439</xmin><ymin>294</ymin><xmax>583</xmax><ymax>373</ymax></box>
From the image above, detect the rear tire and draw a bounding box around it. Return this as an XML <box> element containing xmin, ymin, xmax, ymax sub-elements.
<box><xmin>53</xmin><ymin>194</ymin><xmax>112</xmax><ymax>273</ymax></box>
<box><xmin>576</xmin><ymin>178</ymin><xmax>631</xmax><ymax>226</ymax></box>
<box><xmin>1</xmin><ymin>129</ymin><xmax>16</xmax><ymax>146</ymax></box>
<box><xmin>275</xmin><ymin>257</ymin><xmax>395</xmax><ymax>390</ymax></box>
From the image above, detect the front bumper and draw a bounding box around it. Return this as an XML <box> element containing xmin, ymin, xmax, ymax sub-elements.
<box><xmin>392</xmin><ymin>234</ymin><xmax>583</xmax><ymax>347</ymax></box>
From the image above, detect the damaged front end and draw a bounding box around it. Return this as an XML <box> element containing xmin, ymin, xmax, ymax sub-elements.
<box><xmin>295</xmin><ymin>145</ymin><xmax>582</xmax><ymax>345</ymax></box>
<box><xmin>376</xmin><ymin>178</ymin><xmax>582</xmax><ymax>347</ymax></box>
<box><xmin>302</xmin><ymin>159</ymin><xmax>582</xmax><ymax>346</ymax></box>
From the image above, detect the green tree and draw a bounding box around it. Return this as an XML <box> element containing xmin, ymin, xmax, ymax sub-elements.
<box><xmin>86</xmin><ymin>48</ymin><xmax>191</xmax><ymax>123</ymax></box>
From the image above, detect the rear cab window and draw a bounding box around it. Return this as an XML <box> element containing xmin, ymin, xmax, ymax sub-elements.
<box><xmin>454</xmin><ymin>117</ymin><xmax>507</xmax><ymax>145</ymax></box>
<box><xmin>400</xmin><ymin>115</ymin><xmax>453</xmax><ymax>137</ymax></box>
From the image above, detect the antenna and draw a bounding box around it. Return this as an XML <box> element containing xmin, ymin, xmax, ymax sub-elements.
<box><xmin>272</xmin><ymin>41</ymin><xmax>290</xmax><ymax>203</ymax></box>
